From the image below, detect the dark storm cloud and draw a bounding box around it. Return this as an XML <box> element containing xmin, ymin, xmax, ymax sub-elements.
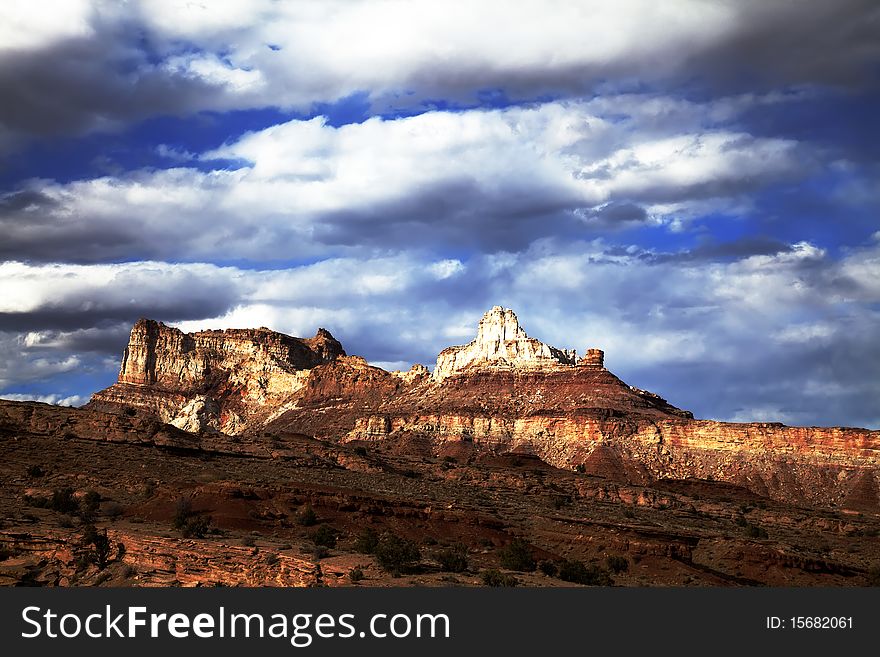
<box><xmin>0</xmin><ymin>29</ymin><xmax>224</xmax><ymax>142</ymax></box>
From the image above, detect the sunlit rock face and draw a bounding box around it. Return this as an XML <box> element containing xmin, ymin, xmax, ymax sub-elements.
<box><xmin>433</xmin><ymin>306</ymin><xmax>580</xmax><ymax>381</ymax></box>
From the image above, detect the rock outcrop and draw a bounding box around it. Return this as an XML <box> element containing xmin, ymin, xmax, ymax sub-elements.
<box><xmin>433</xmin><ymin>306</ymin><xmax>579</xmax><ymax>381</ymax></box>
<box><xmin>84</xmin><ymin>308</ymin><xmax>880</xmax><ymax>510</ymax></box>
<box><xmin>88</xmin><ymin>319</ymin><xmax>345</xmax><ymax>434</ymax></box>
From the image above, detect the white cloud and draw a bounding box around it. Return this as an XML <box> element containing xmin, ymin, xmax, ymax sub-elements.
<box><xmin>4</xmin><ymin>96</ymin><xmax>811</xmax><ymax>264</ymax></box>
<box><xmin>0</xmin><ymin>392</ymin><xmax>85</xmax><ymax>407</ymax></box>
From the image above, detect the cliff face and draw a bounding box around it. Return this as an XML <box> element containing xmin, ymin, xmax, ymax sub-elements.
<box><xmin>88</xmin><ymin>319</ymin><xmax>345</xmax><ymax>434</ymax></box>
<box><xmin>85</xmin><ymin>308</ymin><xmax>880</xmax><ymax>510</ymax></box>
<box><xmin>433</xmin><ymin>306</ymin><xmax>579</xmax><ymax>381</ymax></box>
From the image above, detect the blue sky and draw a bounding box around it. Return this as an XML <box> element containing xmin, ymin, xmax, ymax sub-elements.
<box><xmin>1</xmin><ymin>1</ymin><xmax>879</xmax><ymax>428</ymax></box>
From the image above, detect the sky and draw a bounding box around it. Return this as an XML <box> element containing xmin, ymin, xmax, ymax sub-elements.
<box><xmin>0</xmin><ymin>0</ymin><xmax>878</xmax><ymax>428</ymax></box>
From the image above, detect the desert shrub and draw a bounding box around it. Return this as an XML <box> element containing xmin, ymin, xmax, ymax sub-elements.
<box><xmin>172</xmin><ymin>497</ymin><xmax>211</xmax><ymax>538</ymax></box>
<box><xmin>241</xmin><ymin>536</ymin><xmax>256</xmax><ymax>547</ymax></box>
<box><xmin>266</xmin><ymin>552</ymin><xmax>279</xmax><ymax>566</ymax></box>
<box><xmin>481</xmin><ymin>569</ymin><xmax>518</xmax><ymax>587</ymax></box>
<box><xmin>622</xmin><ymin>508</ymin><xmax>635</xmax><ymax>519</ymax></box>
<box><xmin>375</xmin><ymin>533</ymin><xmax>421</xmax><ymax>575</ymax></box>
<box><xmin>442</xmin><ymin>455</ymin><xmax>457</xmax><ymax>464</ymax></box>
<box><xmin>296</xmin><ymin>504</ymin><xmax>318</xmax><ymax>527</ymax></box>
<box><xmin>354</xmin><ymin>527</ymin><xmax>379</xmax><ymax>554</ymax></box>
<box><xmin>103</xmin><ymin>501</ymin><xmax>124</xmax><ymax>519</ymax></box>
<box><xmin>498</xmin><ymin>538</ymin><xmax>536</xmax><ymax>572</ymax></box>
<box><xmin>79</xmin><ymin>490</ymin><xmax>101</xmax><ymax>522</ymax></box>
<box><xmin>745</xmin><ymin>523</ymin><xmax>768</xmax><ymax>539</ymax></box>
<box><xmin>557</xmin><ymin>559</ymin><xmax>611</xmax><ymax>586</ymax></box>
<box><xmin>606</xmin><ymin>555</ymin><xmax>629</xmax><ymax>573</ymax></box>
<box><xmin>26</xmin><ymin>465</ymin><xmax>45</xmax><ymax>478</ymax></box>
<box><xmin>435</xmin><ymin>544</ymin><xmax>469</xmax><ymax>573</ymax></box>
<box><xmin>312</xmin><ymin>546</ymin><xmax>330</xmax><ymax>560</ymax></box>
<box><xmin>77</xmin><ymin>524</ymin><xmax>114</xmax><ymax>570</ymax></box>
<box><xmin>349</xmin><ymin>567</ymin><xmax>365</xmax><ymax>582</ymax></box>
<box><xmin>574</xmin><ymin>464</ymin><xmax>586</xmax><ymax>474</ymax></box>
<box><xmin>49</xmin><ymin>487</ymin><xmax>79</xmax><ymax>515</ymax></box>
<box><xmin>735</xmin><ymin>515</ymin><xmax>748</xmax><ymax>527</ymax></box>
<box><xmin>538</xmin><ymin>560</ymin><xmax>559</xmax><ymax>577</ymax></box>
<box><xmin>866</xmin><ymin>565</ymin><xmax>880</xmax><ymax>586</ymax></box>
<box><xmin>311</xmin><ymin>525</ymin><xmax>337</xmax><ymax>548</ymax></box>
<box><xmin>353</xmin><ymin>446</ymin><xmax>368</xmax><ymax>457</ymax></box>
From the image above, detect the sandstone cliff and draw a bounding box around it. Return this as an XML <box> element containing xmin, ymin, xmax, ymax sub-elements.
<box><xmin>433</xmin><ymin>306</ymin><xmax>580</xmax><ymax>381</ymax></box>
<box><xmin>85</xmin><ymin>308</ymin><xmax>880</xmax><ymax>510</ymax></box>
<box><xmin>88</xmin><ymin>318</ymin><xmax>345</xmax><ymax>434</ymax></box>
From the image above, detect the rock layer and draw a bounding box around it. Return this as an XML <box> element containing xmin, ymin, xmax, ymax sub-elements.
<box><xmin>88</xmin><ymin>319</ymin><xmax>345</xmax><ymax>434</ymax></box>
<box><xmin>85</xmin><ymin>308</ymin><xmax>880</xmax><ymax>509</ymax></box>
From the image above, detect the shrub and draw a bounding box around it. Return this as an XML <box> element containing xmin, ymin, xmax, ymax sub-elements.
<box><xmin>435</xmin><ymin>544</ymin><xmax>469</xmax><ymax>573</ymax></box>
<box><xmin>172</xmin><ymin>497</ymin><xmax>211</xmax><ymax>538</ymax></box>
<box><xmin>79</xmin><ymin>490</ymin><xmax>101</xmax><ymax>522</ymax></box>
<box><xmin>312</xmin><ymin>546</ymin><xmax>330</xmax><ymax>560</ymax></box>
<box><xmin>866</xmin><ymin>565</ymin><xmax>880</xmax><ymax>586</ymax></box>
<box><xmin>353</xmin><ymin>446</ymin><xmax>368</xmax><ymax>457</ymax></box>
<box><xmin>606</xmin><ymin>555</ymin><xmax>629</xmax><ymax>574</ymax></box>
<box><xmin>498</xmin><ymin>538</ymin><xmax>536</xmax><ymax>572</ymax></box>
<box><xmin>374</xmin><ymin>533</ymin><xmax>421</xmax><ymax>575</ymax></box>
<box><xmin>574</xmin><ymin>464</ymin><xmax>586</xmax><ymax>474</ymax></box>
<box><xmin>481</xmin><ymin>569</ymin><xmax>518</xmax><ymax>587</ymax></box>
<box><xmin>557</xmin><ymin>559</ymin><xmax>611</xmax><ymax>586</ymax></box>
<box><xmin>354</xmin><ymin>527</ymin><xmax>379</xmax><ymax>554</ymax></box>
<box><xmin>296</xmin><ymin>504</ymin><xmax>318</xmax><ymax>527</ymax></box>
<box><xmin>103</xmin><ymin>502</ymin><xmax>124</xmax><ymax>519</ymax></box>
<box><xmin>311</xmin><ymin>525</ymin><xmax>337</xmax><ymax>548</ymax></box>
<box><xmin>538</xmin><ymin>560</ymin><xmax>559</xmax><ymax>577</ymax></box>
<box><xmin>26</xmin><ymin>465</ymin><xmax>44</xmax><ymax>477</ymax></box>
<box><xmin>349</xmin><ymin>567</ymin><xmax>365</xmax><ymax>582</ymax></box>
<box><xmin>745</xmin><ymin>523</ymin><xmax>768</xmax><ymax>539</ymax></box>
<box><xmin>622</xmin><ymin>508</ymin><xmax>635</xmax><ymax>519</ymax></box>
<box><xmin>49</xmin><ymin>487</ymin><xmax>79</xmax><ymax>515</ymax></box>
<box><xmin>78</xmin><ymin>524</ymin><xmax>114</xmax><ymax>570</ymax></box>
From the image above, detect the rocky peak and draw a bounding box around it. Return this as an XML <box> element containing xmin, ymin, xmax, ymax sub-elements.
<box><xmin>433</xmin><ymin>306</ymin><xmax>580</xmax><ymax>381</ymax></box>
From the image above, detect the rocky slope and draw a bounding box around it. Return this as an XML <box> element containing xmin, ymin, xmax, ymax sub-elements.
<box><xmin>85</xmin><ymin>308</ymin><xmax>880</xmax><ymax>511</ymax></box>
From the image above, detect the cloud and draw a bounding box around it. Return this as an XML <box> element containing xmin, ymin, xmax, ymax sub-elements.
<box><xmin>0</xmin><ymin>392</ymin><xmax>85</xmax><ymax>407</ymax></box>
<box><xmin>4</xmin><ymin>237</ymin><xmax>880</xmax><ymax>427</ymax></box>
<box><xmin>0</xmin><ymin>1</ymin><xmax>876</xmax><ymax>148</ymax></box>
<box><xmin>1</xmin><ymin>97</ymin><xmax>814</xmax><ymax>264</ymax></box>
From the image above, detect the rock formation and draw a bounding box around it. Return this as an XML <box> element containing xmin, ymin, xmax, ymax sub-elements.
<box><xmin>84</xmin><ymin>308</ymin><xmax>880</xmax><ymax>510</ymax></box>
<box><xmin>88</xmin><ymin>318</ymin><xmax>345</xmax><ymax>434</ymax></box>
<box><xmin>433</xmin><ymin>306</ymin><xmax>579</xmax><ymax>381</ymax></box>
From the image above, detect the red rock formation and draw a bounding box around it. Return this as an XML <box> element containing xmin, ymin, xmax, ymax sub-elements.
<box><xmin>85</xmin><ymin>308</ymin><xmax>880</xmax><ymax>509</ymax></box>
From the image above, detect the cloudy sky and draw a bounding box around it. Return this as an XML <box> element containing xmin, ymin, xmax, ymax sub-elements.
<box><xmin>1</xmin><ymin>1</ymin><xmax>878</xmax><ymax>428</ymax></box>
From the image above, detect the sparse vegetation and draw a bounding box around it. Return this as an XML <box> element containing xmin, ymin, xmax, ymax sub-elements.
<box><xmin>76</xmin><ymin>524</ymin><xmax>115</xmax><ymax>571</ymax></box>
<box><xmin>481</xmin><ymin>569</ymin><xmax>518</xmax><ymax>587</ymax></box>
<box><xmin>172</xmin><ymin>497</ymin><xmax>212</xmax><ymax>538</ymax></box>
<box><xmin>745</xmin><ymin>523</ymin><xmax>768</xmax><ymax>539</ymax></box>
<box><xmin>296</xmin><ymin>504</ymin><xmax>318</xmax><ymax>526</ymax></box>
<box><xmin>538</xmin><ymin>560</ymin><xmax>559</xmax><ymax>577</ymax></box>
<box><xmin>353</xmin><ymin>446</ymin><xmax>368</xmax><ymax>457</ymax></box>
<box><xmin>498</xmin><ymin>538</ymin><xmax>536</xmax><ymax>572</ymax></box>
<box><xmin>866</xmin><ymin>565</ymin><xmax>880</xmax><ymax>586</ymax></box>
<box><xmin>26</xmin><ymin>464</ymin><xmax>45</xmax><ymax>478</ymax></box>
<box><xmin>374</xmin><ymin>532</ymin><xmax>421</xmax><ymax>575</ymax></box>
<box><xmin>557</xmin><ymin>559</ymin><xmax>612</xmax><ymax>585</ymax></box>
<box><xmin>435</xmin><ymin>544</ymin><xmax>469</xmax><ymax>573</ymax></box>
<box><xmin>310</xmin><ymin>525</ymin><xmax>337</xmax><ymax>548</ymax></box>
<box><xmin>354</xmin><ymin>527</ymin><xmax>379</xmax><ymax>554</ymax></box>
<box><xmin>606</xmin><ymin>555</ymin><xmax>629</xmax><ymax>574</ymax></box>
<box><xmin>349</xmin><ymin>566</ymin><xmax>365</xmax><ymax>582</ymax></box>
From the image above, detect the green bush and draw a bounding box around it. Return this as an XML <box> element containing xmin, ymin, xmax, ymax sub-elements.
<box><xmin>311</xmin><ymin>525</ymin><xmax>337</xmax><ymax>548</ymax></box>
<box><xmin>172</xmin><ymin>498</ymin><xmax>211</xmax><ymax>538</ymax></box>
<box><xmin>538</xmin><ymin>560</ymin><xmax>559</xmax><ymax>577</ymax></box>
<box><xmin>375</xmin><ymin>533</ymin><xmax>421</xmax><ymax>575</ymax></box>
<box><xmin>557</xmin><ymin>559</ymin><xmax>612</xmax><ymax>586</ymax></box>
<box><xmin>481</xmin><ymin>569</ymin><xmax>518</xmax><ymax>587</ymax></box>
<box><xmin>49</xmin><ymin>487</ymin><xmax>79</xmax><ymax>515</ymax></box>
<box><xmin>498</xmin><ymin>538</ymin><xmax>536</xmax><ymax>572</ymax></box>
<box><xmin>435</xmin><ymin>544</ymin><xmax>469</xmax><ymax>573</ymax></box>
<box><xmin>296</xmin><ymin>504</ymin><xmax>318</xmax><ymax>527</ymax></box>
<box><xmin>606</xmin><ymin>555</ymin><xmax>629</xmax><ymax>573</ymax></box>
<box><xmin>354</xmin><ymin>527</ymin><xmax>379</xmax><ymax>554</ymax></box>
